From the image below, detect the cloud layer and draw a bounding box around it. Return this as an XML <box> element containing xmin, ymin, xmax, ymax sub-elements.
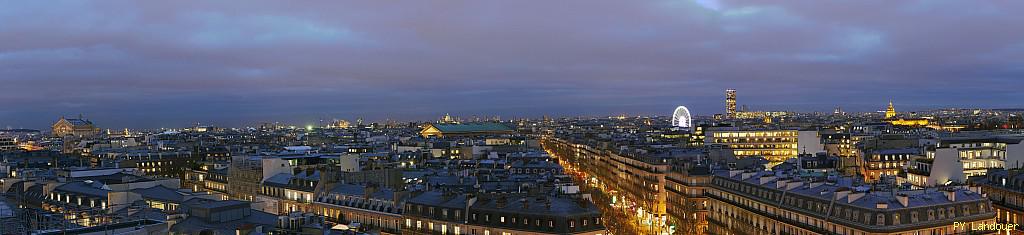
<box><xmin>2</xmin><ymin>0</ymin><xmax>1023</xmax><ymax>128</ymax></box>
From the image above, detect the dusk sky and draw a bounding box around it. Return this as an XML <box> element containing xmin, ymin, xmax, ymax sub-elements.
<box><xmin>2</xmin><ymin>0</ymin><xmax>1023</xmax><ymax>129</ymax></box>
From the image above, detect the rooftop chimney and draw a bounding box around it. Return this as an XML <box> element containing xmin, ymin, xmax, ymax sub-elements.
<box><xmin>896</xmin><ymin>193</ymin><xmax>909</xmax><ymax>207</ymax></box>
<box><xmin>834</xmin><ymin>188</ymin><xmax>850</xmax><ymax>200</ymax></box>
<box><xmin>848</xmin><ymin>192</ymin><xmax>866</xmax><ymax>203</ymax></box>
<box><xmin>496</xmin><ymin>195</ymin><xmax>508</xmax><ymax>209</ymax></box>
<box><xmin>741</xmin><ymin>172</ymin><xmax>755</xmax><ymax>180</ymax></box>
<box><xmin>776</xmin><ymin>179</ymin><xmax>790</xmax><ymax>189</ymax></box>
<box><xmin>364</xmin><ymin>184</ymin><xmax>378</xmax><ymax>200</ymax></box>
<box><xmin>944</xmin><ymin>190</ymin><xmax>956</xmax><ymax>202</ymax></box>
<box><xmin>729</xmin><ymin>170</ymin><xmax>743</xmax><ymax>177</ymax></box>
<box><xmin>786</xmin><ymin>181</ymin><xmax>804</xmax><ymax>190</ymax></box>
<box><xmin>969</xmin><ymin>186</ymin><xmax>981</xmax><ymax>194</ymax></box>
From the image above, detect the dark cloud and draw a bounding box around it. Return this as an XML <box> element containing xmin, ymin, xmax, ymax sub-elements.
<box><xmin>1</xmin><ymin>0</ymin><xmax>1022</xmax><ymax>129</ymax></box>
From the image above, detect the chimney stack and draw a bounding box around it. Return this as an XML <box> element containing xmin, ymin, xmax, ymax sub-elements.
<box><xmin>496</xmin><ymin>195</ymin><xmax>508</xmax><ymax>209</ymax></box>
<box><xmin>896</xmin><ymin>193</ymin><xmax>909</xmax><ymax>207</ymax></box>
<box><xmin>834</xmin><ymin>188</ymin><xmax>850</xmax><ymax>200</ymax></box>
<box><xmin>848</xmin><ymin>192</ymin><xmax>866</xmax><ymax>203</ymax></box>
<box><xmin>776</xmin><ymin>179</ymin><xmax>790</xmax><ymax>189</ymax></box>
<box><xmin>741</xmin><ymin>172</ymin><xmax>755</xmax><ymax>180</ymax></box>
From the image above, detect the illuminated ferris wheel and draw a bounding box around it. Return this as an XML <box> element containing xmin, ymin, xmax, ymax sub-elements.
<box><xmin>671</xmin><ymin>106</ymin><xmax>692</xmax><ymax>128</ymax></box>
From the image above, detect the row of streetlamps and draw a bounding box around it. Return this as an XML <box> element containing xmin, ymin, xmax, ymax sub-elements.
<box><xmin>544</xmin><ymin>144</ymin><xmax>669</xmax><ymax>235</ymax></box>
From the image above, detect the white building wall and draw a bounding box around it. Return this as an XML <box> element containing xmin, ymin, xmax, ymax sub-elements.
<box><xmin>797</xmin><ymin>130</ymin><xmax>825</xmax><ymax>154</ymax></box>
<box><xmin>261</xmin><ymin>158</ymin><xmax>292</xmax><ymax>181</ymax></box>
<box><xmin>1005</xmin><ymin>142</ymin><xmax>1024</xmax><ymax>169</ymax></box>
<box><xmin>928</xmin><ymin>148</ymin><xmax>965</xmax><ymax>186</ymax></box>
<box><xmin>340</xmin><ymin>154</ymin><xmax>360</xmax><ymax>172</ymax></box>
<box><xmin>395</xmin><ymin>146</ymin><xmax>422</xmax><ymax>153</ymax></box>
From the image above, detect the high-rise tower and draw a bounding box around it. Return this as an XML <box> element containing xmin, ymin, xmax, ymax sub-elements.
<box><xmin>726</xmin><ymin>89</ymin><xmax>737</xmax><ymax>118</ymax></box>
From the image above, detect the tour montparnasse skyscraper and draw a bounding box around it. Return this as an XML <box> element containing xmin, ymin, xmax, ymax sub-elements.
<box><xmin>726</xmin><ymin>89</ymin><xmax>737</xmax><ymax>118</ymax></box>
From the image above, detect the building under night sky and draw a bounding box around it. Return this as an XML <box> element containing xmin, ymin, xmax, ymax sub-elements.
<box><xmin>2</xmin><ymin>1</ymin><xmax>1024</xmax><ymax>235</ymax></box>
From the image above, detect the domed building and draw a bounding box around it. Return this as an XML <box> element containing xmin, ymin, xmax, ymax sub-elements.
<box><xmin>52</xmin><ymin>115</ymin><xmax>100</xmax><ymax>137</ymax></box>
<box><xmin>883</xmin><ymin>100</ymin><xmax>929</xmax><ymax>126</ymax></box>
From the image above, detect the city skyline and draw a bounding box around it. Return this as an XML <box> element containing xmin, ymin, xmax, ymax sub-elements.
<box><xmin>5</xmin><ymin>1</ymin><xmax>1024</xmax><ymax>234</ymax></box>
<box><xmin>3</xmin><ymin>101</ymin><xmax>1018</xmax><ymax>131</ymax></box>
<box><xmin>3</xmin><ymin>1</ymin><xmax>1024</xmax><ymax>128</ymax></box>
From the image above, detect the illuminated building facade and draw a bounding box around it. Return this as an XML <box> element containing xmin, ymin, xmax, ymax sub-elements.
<box><xmin>402</xmin><ymin>191</ymin><xmax>606</xmax><ymax>235</ymax></box>
<box><xmin>228</xmin><ymin>156</ymin><xmax>272</xmax><ymax>202</ymax></box>
<box><xmin>334</xmin><ymin>119</ymin><xmax>351</xmax><ymax>128</ymax></box>
<box><xmin>822</xmin><ymin>134</ymin><xmax>855</xmax><ymax>163</ymax></box>
<box><xmin>439</xmin><ymin>113</ymin><xmax>460</xmax><ymax>124</ymax></box>
<box><xmin>41</xmin><ymin>170</ymin><xmax>183</xmax><ymax>227</ymax></box>
<box><xmin>312</xmin><ymin>183</ymin><xmax>405</xmax><ymax>234</ymax></box>
<box><xmin>822</xmin><ymin>133</ymin><xmax>867</xmax><ymax>176</ymax></box>
<box><xmin>659</xmin><ymin>128</ymin><xmax>704</xmax><ymax>148</ymax></box>
<box><xmin>704</xmin><ymin>127</ymin><xmax>799</xmax><ymax>163</ymax></box>
<box><xmin>976</xmin><ymin>169</ymin><xmax>1024</xmax><ymax>234</ymax></box>
<box><xmin>261</xmin><ymin>171</ymin><xmax>319</xmax><ymax>214</ymax></box>
<box><xmin>195</xmin><ymin>146</ymin><xmax>231</xmax><ymax>162</ymax></box>
<box><xmin>543</xmin><ymin>137</ymin><xmax>673</xmax><ymax>234</ymax></box>
<box><xmin>1010</xmin><ymin>115</ymin><xmax>1023</xmax><ymax>129</ymax></box>
<box><xmin>228</xmin><ymin>154</ymin><xmax>333</xmax><ymax>214</ymax></box>
<box><xmin>883</xmin><ymin>100</ymin><xmax>930</xmax><ymax>126</ymax></box>
<box><xmin>888</xmin><ymin>118</ymin><xmax>930</xmax><ymax>126</ymax></box>
<box><xmin>94</xmin><ymin>150</ymin><xmax>197</xmax><ymax>179</ymax></box>
<box><xmin>861</xmin><ymin>148</ymin><xmax>920</xmax><ymax>183</ymax></box>
<box><xmin>735</xmin><ymin>111</ymin><xmax>791</xmax><ymax>119</ymax></box>
<box><xmin>886</xmin><ymin>100</ymin><xmax>897</xmax><ymax>119</ymax></box>
<box><xmin>420</xmin><ymin>123</ymin><xmax>515</xmax><ymax>138</ymax></box>
<box><xmin>182</xmin><ymin>166</ymin><xmax>230</xmax><ymax>199</ymax></box>
<box><xmin>0</xmin><ymin>135</ymin><xmax>16</xmax><ymax>151</ymax></box>
<box><xmin>708</xmin><ymin>169</ymin><xmax>996</xmax><ymax>235</ymax></box>
<box><xmin>665</xmin><ymin>164</ymin><xmax>710</xmax><ymax>234</ymax></box>
<box><xmin>726</xmin><ymin>89</ymin><xmax>737</xmax><ymax>119</ymax></box>
<box><xmin>51</xmin><ymin>115</ymin><xmax>100</xmax><ymax>138</ymax></box>
<box><xmin>906</xmin><ymin>137</ymin><xmax>1024</xmax><ymax>187</ymax></box>
<box><xmin>691</xmin><ymin>125</ymin><xmax>706</xmax><ymax>148</ymax></box>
